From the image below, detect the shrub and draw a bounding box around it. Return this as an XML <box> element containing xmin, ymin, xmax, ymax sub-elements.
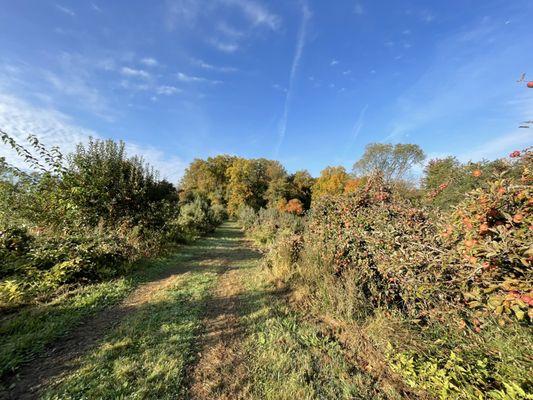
<box><xmin>284</xmin><ymin>198</ymin><xmax>305</xmax><ymax>215</ymax></box>
<box><xmin>209</xmin><ymin>203</ymin><xmax>227</xmax><ymax>226</ymax></box>
<box><xmin>236</xmin><ymin>205</ymin><xmax>257</xmax><ymax>231</ymax></box>
<box><xmin>0</xmin><ymin>233</ymin><xmax>132</xmax><ymax>309</ymax></box>
<box><xmin>0</xmin><ymin>227</ymin><xmax>34</xmax><ymax>278</ymax></box>
<box><xmin>177</xmin><ymin>198</ymin><xmax>216</xmax><ymax>239</ymax></box>
<box><xmin>262</xmin><ymin>231</ymin><xmax>303</xmax><ymax>284</ymax></box>
<box><xmin>300</xmin><ymin>177</ymin><xmax>447</xmax><ymax>321</ymax></box>
<box><xmin>272</xmin><ymin>155</ymin><xmax>532</xmax><ymax>397</ymax></box>
<box><xmin>440</xmin><ymin>160</ymin><xmax>532</xmax><ymax>323</ymax></box>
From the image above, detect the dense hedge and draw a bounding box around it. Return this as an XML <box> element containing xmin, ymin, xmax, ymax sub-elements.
<box><xmin>240</xmin><ymin>150</ymin><xmax>532</xmax><ymax>398</ymax></box>
<box><xmin>0</xmin><ymin>135</ymin><xmax>225</xmax><ymax>310</ymax></box>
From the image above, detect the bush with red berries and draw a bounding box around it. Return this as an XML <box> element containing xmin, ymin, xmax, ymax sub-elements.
<box><xmin>296</xmin><ymin>150</ymin><xmax>532</xmax><ymax>324</ymax></box>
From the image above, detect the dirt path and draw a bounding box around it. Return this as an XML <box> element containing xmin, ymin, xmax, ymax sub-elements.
<box><xmin>189</xmin><ymin>267</ymin><xmax>248</xmax><ymax>399</ymax></box>
<box><xmin>3</xmin><ymin>238</ymin><xmax>233</xmax><ymax>400</ymax></box>
<box><xmin>189</xmin><ymin>227</ymin><xmax>261</xmax><ymax>400</ymax></box>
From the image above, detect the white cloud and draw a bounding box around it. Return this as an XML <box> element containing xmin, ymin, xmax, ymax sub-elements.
<box><xmin>459</xmin><ymin>131</ymin><xmax>533</xmax><ymax>162</ymax></box>
<box><xmin>275</xmin><ymin>1</ymin><xmax>311</xmax><ymax>157</ymax></box>
<box><xmin>156</xmin><ymin>85</ymin><xmax>181</xmax><ymax>95</ymax></box>
<box><xmin>176</xmin><ymin>72</ymin><xmax>222</xmax><ymax>84</ymax></box>
<box><xmin>0</xmin><ymin>94</ymin><xmax>95</xmax><ymax>171</ymax></box>
<box><xmin>384</xmin><ymin>18</ymin><xmax>533</xmax><ymax>144</ymax></box>
<box><xmin>420</xmin><ymin>10</ymin><xmax>435</xmax><ymax>23</ymax></box>
<box><xmin>0</xmin><ymin>93</ymin><xmax>187</xmax><ymax>181</ymax></box>
<box><xmin>330</xmin><ymin>59</ymin><xmax>339</xmax><ymax>66</ymax></box>
<box><xmin>140</xmin><ymin>58</ymin><xmax>158</xmax><ymax>67</ymax></box>
<box><xmin>0</xmin><ymin>55</ymin><xmax>116</xmax><ymax>120</ymax></box>
<box><xmin>55</xmin><ymin>4</ymin><xmax>75</xmax><ymax>16</ymax></box>
<box><xmin>91</xmin><ymin>3</ymin><xmax>102</xmax><ymax>12</ymax></box>
<box><xmin>354</xmin><ymin>2</ymin><xmax>364</xmax><ymax>15</ymax></box>
<box><xmin>210</xmin><ymin>39</ymin><xmax>240</xmax><ymax>53</ymax></box>
<box><xmin>165</xmin><ymin>0</ymin><xmax>280</xmax><ymax>32</ymax></box>
<box><xmin>273</xmin><ymin>84</ymin><xmax>287</xmax><ymax>93</ymax></box>
<box><xmin>164</xmin><ymin>0</ymin><xmax>280</xmax><ymax>53</ymax></box>
<box><xmin>221</xmin><ymin>0</ymin><xmax>281</xmax><ymax>31</ymax></box>
<box><xmin>217</xmin><ymin>21</ymin><xmax>244</xmax><ymax>38</ymax></box>
<box><xmin>351</xmin><ymin>104</ymin><xmax>368</xmax><ymax>142</ymax></box>
<box><xmin>164</xmin><ymin>0</ymin><xmax>203</xmax><ymax>31</ymax></box>
<box><xmin>190</xmin><ymin>58</ymin><xmax>238</xmax><ymax>73</ymax></box>
<box><xmin>96</xmin><ymin>58</ymin><xmax>116</xmax><ymax>71</ymax></box>
<box><xmin>120</xmin><ymin>67</ymin><xmax>150</xmax><ymax>79</ymax></box>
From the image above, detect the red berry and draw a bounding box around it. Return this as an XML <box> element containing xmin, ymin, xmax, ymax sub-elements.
<box><xmin>527</xmin><ymin>81</ymin><xmax>533</xmax><ymax>88</ymax></box>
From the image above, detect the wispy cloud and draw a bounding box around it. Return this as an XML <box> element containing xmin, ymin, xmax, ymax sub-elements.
<box><xmin>342</xmin><ymin>103</ymin><xmax>369</xmax><ymax>159</ymax></box>
<box><xmin>351</xmin><ymin>105</ymin><xmax>368</xmax><ymax>143</ymax></box>
<box><xmin>273</xmin><ymin>83</ymin><xmax>287</xmax><ymax>93</ymax></box>
<box><xmin>176</xmin><ymin>72</ymin><xmax>222</xmax><ymax>84</ymax></box>
<box><xmin>164</xmin><ymin>0</ymin><xmax>280</xmax><ymax>52</ymax></box>
<box><xmin>459</xmin><ymin>130</ymin><xmax>533</xmax><ymax>162</ymax></box>
<box><xmin>164</xmin><ymin>0</ymin><xmax>203</xmax><ymax>31</ymax></box>
<box><xmin>384</xmin><ymin>16</ymin><xmax>533</xmax><ymax>152</ymax></box>
<box><xmin>420</xmin><ymin>10</ymin><xmax>435</xmax><ymax>23</ymax></box>
<box><xmin>190</xmin><ymin>58</ymin><xmax>238</xmax><ymax>73</ymax></box>
<box><xmin>221</xmin><ymin>0</ymin><xmax>281</xmax><ymax>31</ymax></box>
<box><xmin>217</xmin><ymin>21</ymin><xmax>244</xmax><ymax>38</ymax></box>
<box><xmin>140</xmin><ymin>58</ymin><xmax>158</xmax><ymax>67</ymax></box>
<box><xmin>121</xmin><ymin>67</ymin><xmax>151</xmax><ymax>79</ymax></box>
<box><xmin>44</xmin><ymin>71</ymin><xmax>110</xmax><ymax>117</ymax></box>
<box><xmin>156</xmin><ymin>85</ymin><xmax>181</xmax><ymax>95</ymax></box>
<box><xmin>275</xmin><ymin>1</ymin><xmax>311</xmax><ymax>157</ymax></box>
<box><xmin>0</xmin><ymin>54</ymin><xmax>117</xmax><ymax>120</ymax></box>
<box><xmin>354</xmin><ymin>2</ymin><xmax>364</xmax><ymax>15</ymax></box>
<box><xmin>330</xmin><ymin>59</ymin><xmax>339</xmax><ymax>66</ymax></box>
<box><xmin>91</xmin><ymin>3</ymin><xmax>102</xmax><ymax>12</ymax></box>
<box><xmin>209</xmin><ymin>39</ymin><xmax>240</xmax><ymax>53</ymax></box>
<box><xmin>0</xmin><ymin>93</ymin><xmax>187</xmax><ymax>181</ymax></box>
<box><xmin>55</xmin><ymin>4</ymin><xmax>75</xmax><ymax>16</ymax></box>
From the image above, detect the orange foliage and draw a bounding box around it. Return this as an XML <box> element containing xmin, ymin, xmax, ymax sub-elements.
<box><xmin>284</xmin><ymin>198</ymin><xmax>304</xmax><ymax>215</ymax></box>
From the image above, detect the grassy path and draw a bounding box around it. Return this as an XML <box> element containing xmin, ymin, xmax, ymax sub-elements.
<box><xmin>3</xmin><ymin>222</ymin><xmax>387</xmax><ymax>399</ymax></box>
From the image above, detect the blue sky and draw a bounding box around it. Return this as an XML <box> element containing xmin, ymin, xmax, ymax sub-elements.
<box><xmin>1</xmin><ymin>0</ymin><xmax>532</xmax><ymax>181</ymax></box>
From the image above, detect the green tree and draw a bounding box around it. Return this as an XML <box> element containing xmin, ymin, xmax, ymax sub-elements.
<box><xmin>353</xmin><ymin>143</ymin><xmax>425</xmax><ymax>182</ymax></box>
<box><xmin>422</xmin><ymin>156</ymin><xmax>522</xmax><ymax>209</ymax></box>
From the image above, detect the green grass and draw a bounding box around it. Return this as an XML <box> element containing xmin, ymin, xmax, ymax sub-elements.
<box><xmin>0</xmin><ymin>237</ymin><xmax>210</xmax><ymax>382</ymax></box>
<box><xmin>42</xmin><ymin>270</ymin><xmax>217</xmax><ymax>400</ymax></box>
<box><xmin>225</xmin><ymin>257</ymin><xmax>390</xmax><ymax>400</ymax></box>
<box><xmin>33</xmin><ymin>223</ymin><xmax>239</xmax><ymax>399</ymax></box>
<box><xmin>11</xmin><ymin>222</ymin><xmax>502</xmax><ymax>399</ymax></box>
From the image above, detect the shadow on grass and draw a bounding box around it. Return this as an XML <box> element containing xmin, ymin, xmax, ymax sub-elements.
<box><xmin>39</xmin><ymin>275</ymin><xmax>280</xmax><ymax>399</ymax></box>
<box><xmin>1</xmin><ymin>221</ymin><xmax>264</xmax><ymax>399</ymax></box>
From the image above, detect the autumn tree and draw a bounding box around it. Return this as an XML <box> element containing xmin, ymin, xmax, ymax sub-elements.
<box><xmin>261</xmin><ymin>159</ymin><xmax>290</xmax><ymax>207</ymax></box>
<box><xmin>178</xmin><ymin>155</ymin><xmax>236</xmax><ymax>205</ymax></box>
<box><xmin>312</xmin><ymin>166</ymin><xmax>350</xmax><ymax>198</ymax></box>
<box><xmin>284</xmin><ymin>198</ymin><xmax>304</xmax><ymax>215</ymax></box>
<box><xmin>289</xmin><ymin>170</ymin><xmax>315</xmax><ymax>209</ymax></box>
<box><xmin>353</xmin><ymin>143</ymin><xmax>425</xmax><ymax>182</ymax></box>
<box><xmin>226</xmin><ymin>158</ymin><xmax>269</xmax><ymax>215</ymax></box>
